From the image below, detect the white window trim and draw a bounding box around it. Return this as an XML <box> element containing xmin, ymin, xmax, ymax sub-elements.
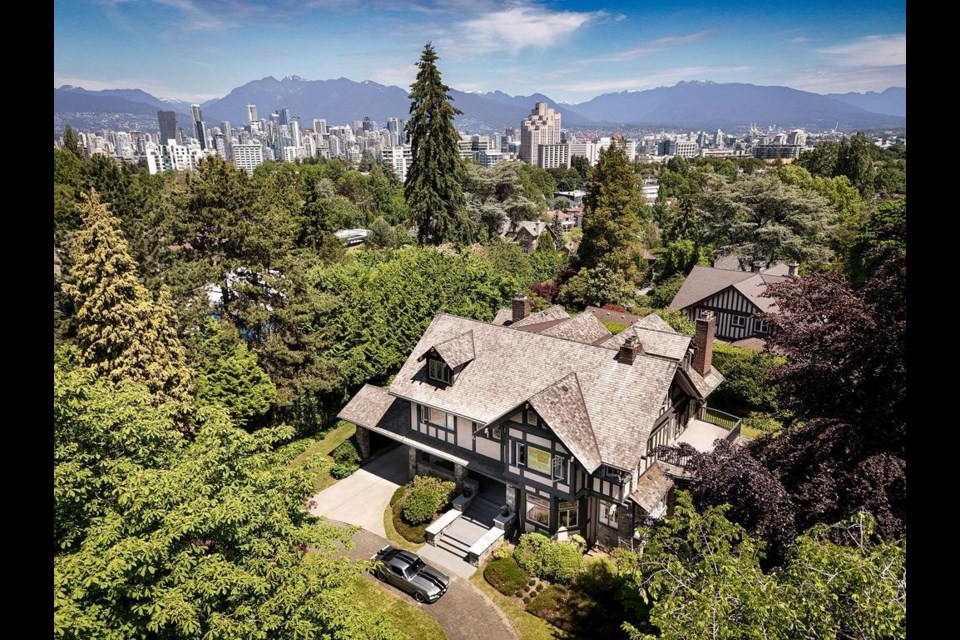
<box><xmin>598</xmin><ymin>500</ymin><xmax>618</xmax><ymax>528</ymax></box>
<box><xmin>731</xmin><ymin>315</ymin><xmax>746</xmax><ymax>328</ymax></box>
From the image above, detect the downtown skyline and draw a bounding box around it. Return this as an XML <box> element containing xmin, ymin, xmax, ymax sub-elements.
<box><xmin>55</xmin><ymin>0</ymin><xmax>905</xmax><ymax>104</ymax></box>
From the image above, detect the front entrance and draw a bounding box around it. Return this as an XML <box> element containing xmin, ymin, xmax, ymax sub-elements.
<box><xmin>467</xmin><ymin>469</ymin><xmax>507</xmax><ymax>506</ymax></box>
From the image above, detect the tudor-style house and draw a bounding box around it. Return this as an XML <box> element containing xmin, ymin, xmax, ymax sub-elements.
<box><xmin>668</xmin><ymin>259</ymin><xmax>797</xmax><ymax>349</ymax></box>
<box><xmin>338</xmin><ymin>297</ymin><xmax>742</xmax><ymax>553</ymax></box>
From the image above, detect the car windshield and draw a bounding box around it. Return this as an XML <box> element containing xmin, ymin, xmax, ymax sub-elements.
<box><xmin>405</xmin><ymin>558</ymin><xmax>425</xmax><ymax>579</ymax></box>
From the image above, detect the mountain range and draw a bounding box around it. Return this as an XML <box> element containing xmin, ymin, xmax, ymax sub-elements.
<box><xmin>55</xmin><ymin>78</ymin><xmax>906</xmax><ymax>134</ymax></box>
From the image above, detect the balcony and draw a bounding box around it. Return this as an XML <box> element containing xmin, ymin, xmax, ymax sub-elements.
<box><xmin>652</xmin><ymin>407</ymin><xmax>742</xmax><ymax>469</ymax></box>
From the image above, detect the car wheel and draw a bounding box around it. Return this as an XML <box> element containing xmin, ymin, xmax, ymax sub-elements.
<box><xmin>414</xmin><ymin>592</ymin><xmax>426</xmax><ymax>603</ymax></box>
<box><xmin>375</xmin><ymin>570</ymin><xmax>386</xmax><ymax>582</ymax></box>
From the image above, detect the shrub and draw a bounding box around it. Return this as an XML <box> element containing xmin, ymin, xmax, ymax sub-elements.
<box><xmin>391</xmin><ymin>491</ymin><xmax>428</xmax><ymax>544</ymax></box>
<box><xmin>330</xmin><ymin>461</ymin><xmax>359</xmax><ymax>479</ymax></box>
<box><xmin>577</xmin><ymin>558</ymin><xmax>620</xmax><ymax>598</ymax></box>
<box><xmin>710</xmin><ymin>342</ymin><xmax>783</xmax><ymax>415</ymax></box>
<box><xmin>401</xmin><ymin>475</ymin><xmax>456</xmax><ymax>525</ymax></box>
<box><xmin>528</xmin><ymin>579</ymin><xmax>536</xmax><ymax>587</ymax></box>
<box><xmin>331</xmin><ymin>438</ymin><xmax>361</xmax><ymax>465</ymax></box>
<box><xmin>514</xmin><ymin>533</ymin><xmax>583</xmax><ymax>584</ymax></box>
<box><xmin>648</xmin><ymin>273</ymin><xmax>686</xmax><ymax>309</ymax></box>
<box><xmin>523</xmin><ymin>596</ymin><xmax>531</xmax><ymax>604</ymax></box>
<box><xmin>526</xmin><ymin>584</ymin><xmax>568</xmax><ymax>616</ymax></box>
<box><xmin>483</xmin><ymin>556</ymin><xmax>530</xmax><ymax>597</ymax></box>
<box><xmin>535</xmin><ymin>582</ymin><xmax>544</xmax><ymax>592</ymax></box>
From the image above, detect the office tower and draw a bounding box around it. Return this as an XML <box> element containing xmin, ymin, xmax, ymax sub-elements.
<box><xmin>191</xmin><ymin>104</ymin><xmax>207</xmax><ymax>150</ymax></box>
<box><xmin>386</xmin><ymin>117</ymin><xmax>404</xmax><ymax>144</ymax></box>
<box><xmin>362</xmin><ymin>116</ymin><xmax>375</xmax><ymax>132</ymax></box>
<box><xmin>157</xmin><ymin>110</ymin><xmax>178</xmax><ymax>145</ymax></box>
<box><xmin>787</xmin><ymin>129</ymin><xmax>807</xmax><ymax>146</ymax></box>
<box><xmin>313</xmin><ymin>118</ymin><xmax>327</xmax><ymax>136</ymax></box>
<box><xmin>247</xmin><ymin>104</ymin><xmax>258</xmax><ymax>124</ymax></box>
<box><xmin>220</xmin><ymin>121</ymin><xmax>232</xmax><ymax>141</ymax></box>
<box><xmin>278</xmin><ymin>107</ymin><xmax>291</xmax><ymax>126</ymax></box>
<box><xmin>233</xmin><ymin>143</ymin><xmax>264</xmax><ymax>175</ymax></box>
<box><xmin>290</xmin><ymin>119</ymin><xmax>302</xmax><ymax>148</ymax></box>
<box><xmin>519</xmin><ymin>101</ymin><xmax>561</xmax><ymax>166</ymax></box>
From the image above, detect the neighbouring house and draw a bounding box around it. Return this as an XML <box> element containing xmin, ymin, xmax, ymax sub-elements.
<box><xmin>338</xmin><ymin>297</ymin><xmax>742</xmax><ymax>553</ymax></box>
<box><xmin>499</xmin><ymin>220</ymin><xmax>561</xmax><ymax>254</ymax></box>
<box><xmin>668</xmin><ymin>259</ymin><xmax>798</xmax><ymax>347</ymax></box>
<box><xmin>334</xmin><ymin>228</ymin><xmax>370</xmax><ymax>246</ymax></box>
<box><xmin>546</xmin><ymin>208</ymin><xmax>581</xmax><ymax>230</ymax></box>
<box><xmin>553</xmin><ymin>189</ymin><xmax>586</xmax><ymax>208</ymax></box>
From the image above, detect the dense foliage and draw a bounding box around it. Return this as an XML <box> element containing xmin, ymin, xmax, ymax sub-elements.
<box><xmin>513</xmin><ymin>533</ymin><xmax>583</xmax><ymax>584</ymax></box>
<box><xmin>483</xmin><ymin>556</ymin><xmax>531</xmax><ymax>597</ymax></box>
<box><xmin>400</xmin><ymin>475</ymin><xmax>456</xmax><ymax>525</ymax></box>
<box><xmin>404</xmin><ymin>43</ymin><xmax>470</xmax><ymax>245</ymax></box>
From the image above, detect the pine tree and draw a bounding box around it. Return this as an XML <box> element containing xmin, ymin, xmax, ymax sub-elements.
<box><xmin>62</xmin><ymin>189</ymin><xmax>192</xmax><ymax>406</ymax></box>
<box><xmin>62</xmin><ymin>124</ymin><xmax>84</xmax><ymax>159</ymax></box>
<box><xmin>404</xmin><ymin>43</ymin><xmax>471</xmax><ymax>246</ymax></box>
<box><xmin>579</xmin><ymin>138</ymin><xmax>648</xmax><ymax>282</ymax></box>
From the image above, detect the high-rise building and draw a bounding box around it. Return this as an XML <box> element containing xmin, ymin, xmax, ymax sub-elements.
<box><xmin>277</xmin><ymin>107</ymin><xmax>291</xmax><ymax>126</ymax></box>
<box><xmin>386</xmin><ymin>117</ymin><xmax>403</xmax><ymax>144</ymax></box>
<box><xmin>787</xmin><ymin>129</ymin><xmax>807</xmax><ymax>146</ymax></box>
<box><xmin>313</xmin><ymin>118</ymin><xmax>327</xmax><ymax>136</ymax></box>
<box><xmin>157</xmin><ymin>110</ymin><xmax>178</xmax><ymax>145</ymax></box>
<box><xmin>233</xmin><ymin>142</ymin><xmax>264</xmax><ymax>175</ymax></box>
<box><xmin>537</xmin><ymin>143</ymin><xmax>570</xmax><ymax>169</ymax></box>
<box><xmin>290</xmin><ymin>119</ymin><xmax>302</xmax><ymax>148</ymax></box>
<box><xmin>191</xmin><ymin>104</ymin><xmax>207</xmax><ymax>150</ymax></box>
<box><xmin>520</xmin><ymin>101</ymin><xmax>561</xmax><ymax>166</ymax></box>
<box><xmin>247</xmin><ymin>104</ymin><xmax>258</xmax><ymax>124</ymax></box>
<box><xmin>381</xmin><ymin>145</ymin><xmax>413</xmax><ymax>182</ymax></box>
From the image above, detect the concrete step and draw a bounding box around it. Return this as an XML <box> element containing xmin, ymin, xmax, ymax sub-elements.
<box><xmin>436</xmin><ymin>535</ymin><xmax>471</xmax><ymax>557</ymax></box>
<box><xmin>466</xmin><ymin>497</ymin><xmax>502</xmax><ymax>517</ymax></box>
<box><xmin>447</xmin><ymin>517</ymin><xmax>489</xmax><ymax>540</ymax></box>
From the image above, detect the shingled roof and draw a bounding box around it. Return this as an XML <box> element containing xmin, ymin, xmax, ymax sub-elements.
<box><xmin>669</xmin><ymin>264</ymin><xmax>784</xmax><ymax>314</ymax></box>
<box><xmin>539</xmin><ymin>312</ymin><xmax>612</xmax><ymax>345</ymax></box>
<box><xmin>426</xmin><ymin>330</ymin><xmax>475</xmax><ymax>369</ymax></box>
<box><xmin>389</xmin><ymin>314</ymin><xmax>680</xmax><ymax>469</ymax></box>
<box><xmin>528</xmin><ymin>373</ymin><xmax>601</xmax><ymax>472</ymax></box>
<box><xmin>627</xmin><ymin>462</ymin><xmax>674</xmax><ymax>514</ymax></box>
<box><xmin>601</xmin><ymin>313</ymin><xmax>693</xmax><ymax>361</ymax></box>
<box><xmin>509</xmin><ymin>305</ymin><xmax>571</xmax><ymax>329</ymax></box>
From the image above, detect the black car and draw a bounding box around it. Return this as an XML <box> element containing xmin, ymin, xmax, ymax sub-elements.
<box><xmin>370</xmin><ymin>545</ymin><xmax>451</xmax><ymax>603</ymax></box>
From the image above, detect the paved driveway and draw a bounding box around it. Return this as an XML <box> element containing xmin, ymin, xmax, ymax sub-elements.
<box><xmin>309</xmin><ymin>444</ymin><xmax>409</xmax><ymax>537</ymax></box>
<box><xmin>343</xmin><ymin>526</ymin><xmax>517</xmax><ymax>640</ymax></box>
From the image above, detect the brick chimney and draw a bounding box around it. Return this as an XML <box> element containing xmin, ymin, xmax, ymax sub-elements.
<box><xmin>788</xmin><ymin>262</ymin><xmax>799</xmax><ymax>276</ymax></box>
<box><xmin>692</xmin><ymin>311</ymin><xmax>716</xmax><ymax>376</ymax></box>
<box><xmin>617</xmin><ymin>335</ymin><xmax>643</xmax><ymax>365</ymax></box>
<box><xmin>751</xmin><ymin>261</ymin><xmax>764</xmax><ymax>273</ymax></box>
<box><xmin>512</xmin><ymin>295</ymin><xmax>530</xmax><ymax>323</ymax></box>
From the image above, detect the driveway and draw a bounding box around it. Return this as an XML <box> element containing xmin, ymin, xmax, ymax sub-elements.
<box><xmin>309</xmin><ymin>444</ymin><xmax>409</xmax><ymax>537</ymax></box>
<box><xmin>341</xmin><ymin>526</ymin><xmax>517</xmax><ymax>640</ymax></box>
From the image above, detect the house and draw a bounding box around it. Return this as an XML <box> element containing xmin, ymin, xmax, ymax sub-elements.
<box><xmin>338</xmin><ymin>298</ymin><xmax>741</xmax><ymax>553</ymax></box>
<box><xmin>553</xmin><ymin>189</ymin><xmax>586</xmax><ymax>208</ymax></box>
<box><xmin>499</xmin><ymin>221</ymin><xmax>561</xmax><ymax>254</ymax></box>
<box><xmin>668</xmin><ymin>259</ymin><xmax>798</xmax><ymax>346</ymax></box>
<box><xmin>546</xmin><ymin>209</ymin><xmax>580</xmax><ymax>230</ymax></box>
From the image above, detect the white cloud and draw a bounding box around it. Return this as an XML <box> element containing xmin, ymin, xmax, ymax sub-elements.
<box><xmin>788</xmin><ymin>36</ymin><xmax>809</xmax><ymax>44</ymax></box>
<box><xmin>367</xmin><ymin>64</ymin><xmax>419</xmax><ymax>88</ymax></box>
<box><xmin>457</xmin><ymin>5</ymin><xmax>600</xmax><ymax>53</ymax></box>
<box><xmin>817</xmin><ymin>34</ymin><xmax>905</xmax><ymax>67</ymax></box>
<box><xmin>578</xmin><ymin>30</ymin><xmax>714</xmax><ymax>63</ymax></box>
<box><xmin>782</xmin><ymin>65</ymin><xmax>906</xmax><ymax>94</ymax></box>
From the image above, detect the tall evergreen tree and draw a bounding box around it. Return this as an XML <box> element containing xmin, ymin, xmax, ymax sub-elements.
<box><xmin>62</xmin><ymin>124</ymin><xmax>84</xmax><ymax>159</ymax></box>
<box><xmin>62</xmin><ymin>189</ymin><xmax>192</xmax><ymax>406</ymax></box>
<box><xmin>579</xmin><ymin>139</ymin><xmax>648</xmax><ymax>281</ymax></box>
<box><xmin>404</xmin><ymin>43</ymin><xmax>470</xmax><ymax>246</ymax></box>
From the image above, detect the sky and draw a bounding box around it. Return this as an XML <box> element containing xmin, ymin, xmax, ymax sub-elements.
<box><xmin>54</xmin><ymin>0</ymin><xmax>906</xmax><ymax>104</ymax></box>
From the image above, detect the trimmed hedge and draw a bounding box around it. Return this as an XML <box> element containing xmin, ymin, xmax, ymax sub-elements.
<box><xmin>513</xmin><ymin>533</ymin><xmax>583</xmax><ymax>584</ymax></box>
<box><xmin>483</xmin><ymin>556</ymin><xmax>531</xmax><ymax>597</ymax></box>
<box><xmin>391</xmin><ymin>496</ymin><xmax>427</xmax><ymax>544</ymax></box>
<box><xmin>401</xmin><ymin>476</ymin><xmax>456</xmax><ymax>525</ymax></box>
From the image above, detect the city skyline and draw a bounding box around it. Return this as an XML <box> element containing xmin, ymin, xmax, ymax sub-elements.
<box><xmin>55</xmin><ymin>0</ymin><xmax>905</xmax><ymax>104</ymax></box>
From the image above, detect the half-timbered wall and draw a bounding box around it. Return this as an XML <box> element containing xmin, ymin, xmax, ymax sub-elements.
<box><xmin>684</xmin><ymin>286</ymin><xmax>767</xmax><ymax>341</ymax></box>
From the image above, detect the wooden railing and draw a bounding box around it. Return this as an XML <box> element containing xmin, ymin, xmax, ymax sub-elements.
<box><xmin>701</xmin><ymin>407</ymin><xmax>742</xmax><ymax>441</ymax></box>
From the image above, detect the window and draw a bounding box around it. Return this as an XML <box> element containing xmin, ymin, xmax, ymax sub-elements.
<box><xmin>602</xmin><ymin>465</ymin><xmax>626</xmax><ymax>483</ymax></box>
<box><xmin>754</xmin><ymin>318</ymin><xmax>769</xmax><ymax>334</ymax></box>
<box><xmin>552</xmin><ymin>456</ymin><xmax>568</xmax><ymax>482</ymax></box>
<box><xmin>599</xmin><ymin>500</ymin><xmax>618</xmax><ymax>528</ymax></box>
<box><xmin>428</xmin><ymin>358</ymin><xmax>450</xmax><ymax>383</ymax></box>
<box><xmin>486</xmin><ymin>424</ymin><xmax>502</xmax><ymax>441</ymax></box>
<box><xmin>526</xmin><ymin>493</ymin><xmax>550</xmax><ymax>526</ymax></box>
<box><xmin>731</xmin><ymin>315</ymin><xmax>746</xmax><ymax>328</ymax></box>
<box><xmin>558</xmin><ymin>501</ymin><xmax>578</xmax><ymax>528</ymax></box>
<box><xmin>427</xmin><ymin>406</ymin><xmax>446</xmax><ymax>425</ymax></box>
<box><xmin>527</xmin><ymin>447</ymin><xmax>552</xmax><ymax>475</ymax></box>
<box><xmin>513</xmin><ymin>442</ymin><xmax>526</xmax><ymax>466</ymax></box>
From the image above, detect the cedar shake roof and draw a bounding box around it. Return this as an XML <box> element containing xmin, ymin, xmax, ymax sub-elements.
<box><xmin>539</xmin><ymin>312</ymin><xmax>612</xmax><ymax>345</ymax></box>
<box><xmin>669</xmin><ymin>264</ymin><xmax>784</xmax><ymax>314</ymax></box>
<box><xmin>339</xmin><ymin>383</ymin><xmax>410</xmax><ymax>436</ymax></box>
<box><xmin>686</xmin><ymin>365</ymin><xmax>725</xmax><ymax>399</ymax></box>
<box><xmin>584</xmin><ymin>306</ymin><xmax>641</xmax><ymax>326</ymax></box>
<box><xmin>509</xmin><ymin>305</ymin><xmax>571</xmax><ymax>328</ymax></box>
<box><xmin>602</xmin><ymin>319</ymin><xmax>692</xmax><ymax>362</ymax></box>
<box><xmin>628</xmin><ymin>462</ymin><xmax>674</xmax><ymax>513</ymax></box>
<box><xmin>634</xmin><ymin>313</ymin><xmax>675</xmax><ymax>332</ymax></box>
<box><xmin>389</xmin><ymin>314</ymin><xmax>680</xmax><ymax>469</ymax></box>
<box><xmin>427</xmin><ymin>330</ymin><xmax>475</xmax><ymax>369</ymax></box>
<box><xmin>528</xmin><ymin>373</ymin><xmax>601</xmax><ymax>472</ymax></box>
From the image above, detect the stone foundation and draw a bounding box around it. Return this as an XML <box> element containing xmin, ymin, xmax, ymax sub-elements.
<box><xmin>355</xmin><ymin>426</ymin><xmax>371</xmax><ymax>461</ymax></box>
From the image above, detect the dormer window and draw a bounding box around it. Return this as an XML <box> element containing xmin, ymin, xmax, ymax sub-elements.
<box><xmin>428</xmin><ymin>358</ymin><xmax>451</xmax><ymax>384</ymax></box>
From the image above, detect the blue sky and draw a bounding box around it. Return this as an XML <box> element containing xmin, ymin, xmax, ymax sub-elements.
<box><xmin>54</xmin><ymin>0</ymin><xmax>905</xmax><ymax>103</ymax></box>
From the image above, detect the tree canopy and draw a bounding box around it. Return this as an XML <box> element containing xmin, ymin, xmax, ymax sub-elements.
<box><xmin>404</xmin><ymin>43</ymin><xmax>470</xmax><ymax>245</ymax></box>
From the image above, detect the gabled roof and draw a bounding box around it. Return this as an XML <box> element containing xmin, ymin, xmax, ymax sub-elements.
<box><xmin>389</xmin><ymin>314</ymin><xmax>679</xmax><ymax>469</ymax></box>
<box><xmin>669</xmin><ymin>264</ymin><xmax>784</xmax><ymax>314</ymax></box>
<box><xmin>539</xmin><ymin>312</ymin><xmax>612</xmax><ymax>345</ymax></box>
<box><xmin>510</xmin><ymin>305</ymin><xmax>571</xmax><ymax>329</ymax></box>
<box><xmin>628</xmin><ymin>462</ymin><xmax>674</xmax><ymax>513</ymax></box>
<box><xmin>528</xmin><ymin>373</ymin><xmax>601</xmax><ymax>472</ymax></box>
<box><xmin>602</xmin><ymin>315</ymin><xmax>692</xmax><ymax>362</ymax></box>
<box><xmin>426</xmin><ymin>330</ymin><xmax>475</xmax><ymax>370</ymax></box>
<box><xmin>492</xmin><ymin>308</ymin><xmax>514</xmax><ymax>326</ymax></box>
<box><xmin>584</xmin><ymin>306</ymin><xmax>641</xmax><ymax>326</ymax></box>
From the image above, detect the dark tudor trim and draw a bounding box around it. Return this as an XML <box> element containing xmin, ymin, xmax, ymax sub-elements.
<box><xmin>682</xmin><ymin>285</ymin><xmax>769</xmax><ymax>341</ymax></box>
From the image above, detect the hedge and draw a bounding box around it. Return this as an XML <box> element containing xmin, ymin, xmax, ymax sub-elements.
<box><xmin>483</xmin><ymin>556</ymin><xmax>531</xmax><ymax>597</ymax></box>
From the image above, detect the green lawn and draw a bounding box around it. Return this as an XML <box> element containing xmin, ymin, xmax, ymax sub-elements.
<box><xmin>287</xmin><ymin>421</ymin><xmax>357</xmax><ymax>493</ymax></box>
<box><xmin>351</xmin><ymin>576</ymin><xmax>446</xmax><ymax>640</ymax></box>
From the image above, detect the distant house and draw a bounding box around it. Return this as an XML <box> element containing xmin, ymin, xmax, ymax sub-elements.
<box><xmin>546</xmin><ymin>209</ymin><xmax>580</xmax><ymax>230</ymax></box>
<box><xmin>668</xmin><ymin>259</ymin><xmax>798</xmax><ymax>345</ymax></box>
<box><xmin>500</xmin><ymin>221</ymin><xmax>561</xmax><ymax>254</ymax></box>
<box><xmin>337</xmin><ymin>299</ymin><xmax>740</xmax><ymax>556</ymax></box>
<box><xmin>554</xmin><ymin>190</ymin><xmax>586</xmax><ymax>208</ymax></box>
<box><xmin>334</xmin><ymin>228</ymin><xmax>371</xmax><ymax>246</ymax></box>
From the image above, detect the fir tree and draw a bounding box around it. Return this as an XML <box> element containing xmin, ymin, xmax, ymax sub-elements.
<box><xmin>579</xmin><ymin>138</ymin><xmax>648</xmax><ymax>282</ymax></box>
<box><xmin>62</xmin><ymin>189</ymin><xmax>192</xmax><ymax>406</ymax></box>
<box><xmin>404</xmin><ymin>43</ymin><xmax>471</xmax><ymax>246</ymax></box>
<box><xmin>62</xmin><ymin>124</ymin><xmax>84</xmax><ymax>159</ymax></box>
